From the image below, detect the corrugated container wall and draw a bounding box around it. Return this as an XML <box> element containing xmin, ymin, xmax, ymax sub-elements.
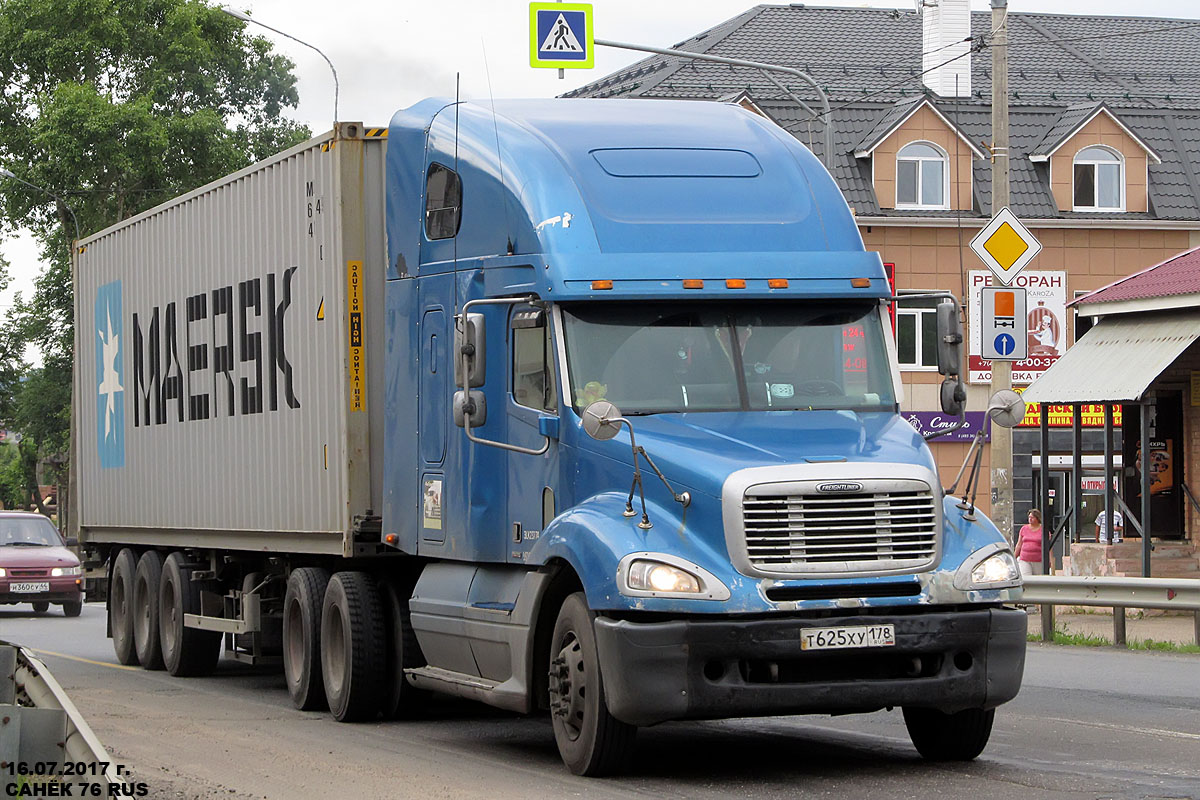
<box><xmin>74</xmin><ymin>129</ymin><xmax>387</xmax><ymax>553</ymax></box>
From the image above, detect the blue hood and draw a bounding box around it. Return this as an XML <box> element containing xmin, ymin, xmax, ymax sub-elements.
<box><xmin>593</xmin><ymin>410</ymin><xmax>934</xmax><ymax>499</ymax></box>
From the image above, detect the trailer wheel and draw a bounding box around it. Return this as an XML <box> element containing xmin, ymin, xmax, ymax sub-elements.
<box><xmin>133</xmin><ymin>550</ymin><xmax>165</xmax><ymax>670</ymax></box>
<box><xmin>283</xmin><ymin>567</ymin><xmax>330</xmax><ymax>710</ymax></box>
<box><xmin>110</xmin><ymin>548</ymin><xmax>140</xmax><ymax>665</ymax></box>
<box><xmin>321</xmin><ymin>571</ymin><xmax>386</xmax><ymax>722</ymax></box>
<box><xmin>31</xmin><ymin>601</ymin><xmax>49</xmax><ymax>613</ymax></box>
<box><xmin>548</xmin><ymin>593</ymin><xmax>636</xmax><ymax>776</ymax></box>
<box><xmin>903</xmin><ymin>706</ymin><xmax>996</xmax><ymax>761</ymax></box>
<box><xmin>62</xmin><ymin>600</ymin><xmax>82</xmax><ymax>618</ymax></box>
<box><xmin>159</xmin><ymin>552</ymin><xmax>221</xmax><ymax>677</ymax></box>
<box><xmin>382</xmin><ymin>579</ymin><xmax>429</xmax><ymax>719</ymax></box>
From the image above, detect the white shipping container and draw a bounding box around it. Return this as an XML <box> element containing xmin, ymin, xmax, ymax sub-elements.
<box><xmin>74</xmin><ymin>126</ymin><xmax>388</xmax><ymax>555</ymax></box>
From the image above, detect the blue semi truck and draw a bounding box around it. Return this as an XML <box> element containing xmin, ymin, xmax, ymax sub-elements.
<box><xmin>75</xmin><ymin>98</ymin><xmax>1026</xmax><ymax>776</ymax></box>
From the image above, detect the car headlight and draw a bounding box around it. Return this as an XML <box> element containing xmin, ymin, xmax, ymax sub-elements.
<box><xmin>954</xmin><ymin>543</ymin><xmax>1021</xmax><ymax>590</ymax></box>
<box><xmin>0</xmin><ymin>567</ymin><xmax>5</xmax><ymax>577</ymax></box>
<box><xmin>51</xmin><ymin>566</ymin><xmax>83</xmax><ymax>577</ymax></box>
<box><xmin>618</xmin><ymin>553</ymin><xmax>731</xmax><ymax>600</ymax></box>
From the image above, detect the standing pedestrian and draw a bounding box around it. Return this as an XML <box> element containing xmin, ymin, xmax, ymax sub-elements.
<box><xmin>1095</xmin><ymin>505</ymin><xmax>1124</xmax><ymax>544</ymax></box>
<box><xmin>1016</xmin><ymin>509</ymin><xmax>1044</xmax><ymax>577</ymax></box>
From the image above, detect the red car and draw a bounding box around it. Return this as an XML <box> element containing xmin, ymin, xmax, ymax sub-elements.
<box><xmin>0</xmin><ymin>510</ymin><xmax>83</xmax><ymax>616</ymax></box>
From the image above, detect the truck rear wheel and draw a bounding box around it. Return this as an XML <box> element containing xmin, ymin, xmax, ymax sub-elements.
<box><xmin>903</xmin><ymin>706</ymin><xmax>995</xmax><ymax>761</ymax></box>
<box><xmin>382</xmin><ymin>579</ymin><xmax>429</xmax><ymax>719</ymax></box>
<box><xmin>110</xmin><ymin>548</ymin><xmax>140</xmax><ymax>665</ymax></box>
<box><xmin>283</xmin><ymin>567</ymin><xmax>330</xmax><ymax>710</ymax></box>
<box><xmin>133</xmin><ymin>550</ymin><xmax>165</xmax><ymax>670</ymax></box>
<box><xmin>159</xmin><ymin>552</ymin><xmax>221</xmax><ymax>677</ymax></box>
<box><xmin>548</xmin><ymin>592</ymin><xmax>636</xmax><ymax>776</ymax></box>
<box><xmin>321</xmin><ymin>571</ymin><xmax>385</xmax><ymax>722</ymax></box>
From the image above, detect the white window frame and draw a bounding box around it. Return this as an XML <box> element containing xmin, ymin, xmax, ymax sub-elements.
<box><xmin>1072</xmin><ymin>145</ymin><xmax>1125</xmax><ymax>212</ymax></box>
<box><xmin>895</xmin><ymin>141</ymin><xmax>950</xmax><ymax>210</ymax></box>
<box><xmin>895</xmin><ymin>292</ymin><xmax>941</xmax><ymax>371</ymax></box>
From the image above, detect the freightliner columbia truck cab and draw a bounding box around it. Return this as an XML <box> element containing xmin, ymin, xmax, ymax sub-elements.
<box><xmin>384</xmin><ymin>98</ymin><xmax>1026</xmax><ymax>774</ymax></box>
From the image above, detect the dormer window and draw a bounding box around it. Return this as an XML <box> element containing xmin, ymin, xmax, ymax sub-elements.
<box><xmin>1073</xmin><ymin>146</ymin><xmax>1123</xmax><ymax>211</ymax></box>
<box><xmin>896</xmin><ymin>142</ymin><xmax>949</xmax><ymax>209</ymax></box>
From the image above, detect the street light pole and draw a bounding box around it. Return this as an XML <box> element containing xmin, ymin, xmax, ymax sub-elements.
<box><xmin>220</xmin><ymin>6</ymin><xmax>339</xmax><ymax>127</ymax></box>
<box><xmin>0</xmin><ymin>167</ymin><xmax>80</xmax><ymax>245</ymax></box>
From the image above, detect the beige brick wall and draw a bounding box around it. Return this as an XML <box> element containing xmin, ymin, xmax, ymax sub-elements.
<box><xmin>872</xmin><ymin>105</ymin><xmax>976</xmax><ymax>211</ymax></box>
<box><xmin>1049</xmin><ymin>112</ymin><xmax>1150</xmax><ymax>212</ymax></box>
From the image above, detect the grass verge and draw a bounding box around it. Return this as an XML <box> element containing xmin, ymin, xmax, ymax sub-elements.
<box><xmin>1027</xmin><ymin>629</ymin><xmax>1200</xmax><ymax>653</ymax></box>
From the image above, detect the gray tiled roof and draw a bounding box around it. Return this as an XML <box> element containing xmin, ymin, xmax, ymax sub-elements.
<box><xmin>1030</xmin><ymin>103</ymin><xmax>1104</xmax><ymax>158</ymax></box>
<box><xmin>566</xmin><ymin>4</ymin><xmax>1200</xmax><ymax>222</ymax></box>
<box><xmin>854</xmin><ymin>97</ymin><xmax>927</xmax><ymax>154</ymax></box>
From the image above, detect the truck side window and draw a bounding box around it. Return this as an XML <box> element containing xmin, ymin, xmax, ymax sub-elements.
<box><xmin>425</xmin><ymin>163</ymin><xmax>461</xmax><ymax>240</ymax></box>
<box><xmin>512</xmin><ymin>315</ymin><xmax>557</xmax><ymax>412</ymax></box>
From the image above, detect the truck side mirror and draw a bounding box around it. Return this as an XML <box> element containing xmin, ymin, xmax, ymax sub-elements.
<box><xmin>940</xmin><ymin>377</ymin><xmax>966</xmax><ymax>417</ymax></box>
<box><xmin>453</xmin><ymin>389</ymin><xmax>487</xmax><ymax>427</ymax></box>
<box><xmin>454</xmin><ymin>312</ymin><xmax>485</xmax><ymax>388</ymax></box>
<box><xmin>935</xmin><ymin>301</ymin><xmax>962</xmax><ymax>377</ymax></box>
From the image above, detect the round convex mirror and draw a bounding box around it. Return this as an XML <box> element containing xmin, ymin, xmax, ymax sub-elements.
<box><xmin>581</xmin><ymin>400</ymin><xmax>623</xmax><ymax>441</ymax></box>
<box><xmin>987</xmin><ymin>389</ymin><xmax>1027</xmax><ymax>429</ymax></box>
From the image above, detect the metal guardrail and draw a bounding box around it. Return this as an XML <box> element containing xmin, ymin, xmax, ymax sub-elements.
<box><xmin>2</xmin><ymin>640</ymin><xmax>129</xmax><ymax>792</ymax></box>
<box><xmin>1020</xmin><ymin>575</ymin><xmax>1200</xmax><ymax>646</ymax></box>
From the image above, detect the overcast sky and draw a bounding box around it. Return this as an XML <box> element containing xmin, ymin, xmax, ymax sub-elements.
<box><xmin>3</xmin><ymin>0</ymin><xmax>1199</xmax><ymax>323</ymax></box>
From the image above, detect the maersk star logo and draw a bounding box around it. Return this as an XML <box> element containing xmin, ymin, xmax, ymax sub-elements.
<box><xmin>95</xmin><ymin>281</ymin><xmax>125</xmax><ymax>468</ymax></box>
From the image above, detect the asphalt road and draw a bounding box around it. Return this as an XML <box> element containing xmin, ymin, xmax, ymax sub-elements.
<box><xmin>2</xmin><ymin>602</ymin><xmax>1198</xmax><ymax>800</ymax></box>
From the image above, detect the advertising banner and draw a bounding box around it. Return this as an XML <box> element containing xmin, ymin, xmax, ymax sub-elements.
<box><xmin>901</xmin><ymin>411</ymin><xmax>991</xmax><ymax>443</ymax></box>
<box><xmin>968</xmin><ymin>270</ymin><xmax>1067</xmax><ymax>384</ymax></box>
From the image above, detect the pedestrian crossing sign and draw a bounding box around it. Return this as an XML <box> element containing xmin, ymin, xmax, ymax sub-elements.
<box><xmin>530</xmin><ymin>3</ymin><xmax>594</xmax><ymax>69</ymax></box>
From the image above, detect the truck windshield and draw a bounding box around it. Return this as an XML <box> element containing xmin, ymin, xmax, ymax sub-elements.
<box><xmin>562</xmin><ymin>302</ymin><xmax>897</xmax><ymax>415</ymax></box>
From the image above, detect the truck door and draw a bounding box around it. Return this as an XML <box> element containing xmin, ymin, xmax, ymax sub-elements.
<box><xmin>506</xmin><ymin>305</ymin><xmax>560</xmax><ymax>563</ymax></box>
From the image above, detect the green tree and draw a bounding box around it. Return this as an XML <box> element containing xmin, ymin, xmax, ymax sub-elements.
<box><xmin>0</xmin><ymin>0</ymin><xmax>310</xmax><ymax>500</ymax></box>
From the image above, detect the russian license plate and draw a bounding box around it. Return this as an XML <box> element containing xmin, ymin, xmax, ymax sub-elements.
<box><xmin>10</xmin><ymin>582</ymin><xmax>50</xmax><ymax>594</ymax></box>
<box><xmin>801</xmin><ymin>624</ymin><xmax>896</xmax><ymax>651</ymax></box>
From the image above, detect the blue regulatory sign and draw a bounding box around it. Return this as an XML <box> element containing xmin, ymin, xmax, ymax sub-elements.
<box><xmin>993</xmin><ymin>333</ymin><xmax>1016</xmax><ymax>357</ymax></box>
<box><xmin>530</xmin><ymin>4</ymin><xmax>594</xmax><ymax>69</ymax></box>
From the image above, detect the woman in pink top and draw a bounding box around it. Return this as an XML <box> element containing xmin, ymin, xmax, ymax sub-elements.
<box><xmin>1016</xmin><ymin>509</ymin><xmax>1044</xmax><ymax>576</ymax></box>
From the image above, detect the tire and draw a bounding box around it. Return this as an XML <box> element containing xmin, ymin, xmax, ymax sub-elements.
<box><xmin>321</xmin><ymin>571</ymin><xmax>386</xmax><ymax>722</ymax></box>
<box><xmin>548</xmin><ymin>592</ymin><xmax>636</xmax><ymax>776</ymax></box>
<box><xmin>903</xmin><ymin>706</ymin><xmax>996</xmax><ymax>761</ymax></box>
<box><xmin>31</xmin><ymin>601</ymin><xmax>49</xmax><ymax>613</ymax></box>
<box><xmin>381</xmin><ymin>579</ymin><xmax>430</xmax><ymax>719</ymax></box>
<box><xmin>62</xmin><ymin>600</ymin><xmax>82</xmax><ymax>617</ymax></box>
<box><xmin>133</xmin><ymin>550</ymin><xmax>166</xmax><ymax>670</ymax></box>
<box><xmin>110</xmin><ymin>548</ymin><xmax>140</xmax><ymax>666</ymax></box>
<box><xmin>283</xmin><ymin>567</ymin><xmax>331</xmax><ymax>711</ymax></box>
<box><xmin>159</xmin><ymin>552</ymin><xmax>221</xmax><ymax>677</ymax></box>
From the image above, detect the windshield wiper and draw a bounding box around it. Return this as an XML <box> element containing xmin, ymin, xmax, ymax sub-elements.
<box><xmin>8</xmin><ymin>541</ymin><xmax>50</xmax><ymax>547</ymax></box>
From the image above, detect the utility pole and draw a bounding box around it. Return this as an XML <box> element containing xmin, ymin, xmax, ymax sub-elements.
<box><xmin>989</xmin><ymin>0</ymin><xmax>1014</xmax><ymax>541</ymax></box>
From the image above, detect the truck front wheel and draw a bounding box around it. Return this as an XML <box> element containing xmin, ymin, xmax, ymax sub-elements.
<box><xmin>283</xmin><ymin>567</ymin><xmax>331</xmax><ymax>711</ymax></box>
<box><xmin>321</xmin><ymin>571</ymin><xmax>386</xmax><ymax>722</ymax></box>
<box><xmin>159</xmin><ymin>552</ymin><xmax>221</xmax><ymax>676</ymax></box>
<box><xmin>110</xmin><ymin>548</ymin><xmax>140</xmax><ymax>665</ymax></box>
<box><xmin>903</xmin><ymin>706</ymin><xmax>996</xmax><ymax>761</ymax></box>
<box><xmin>132</xmin><ymin>550</ymin><xmax>165</xmax><ymax>670</ymax></box>
<box><xmin>548</xmin><ymin>593</ymin><xmax>636</xmax><ymax>776</ymax></box>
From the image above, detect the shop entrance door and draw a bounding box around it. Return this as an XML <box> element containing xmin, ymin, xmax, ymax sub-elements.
<box><xmin>1033</xmin><ymin>468</ymin><xmax>1071</xmax><ymax>567</ymax></box>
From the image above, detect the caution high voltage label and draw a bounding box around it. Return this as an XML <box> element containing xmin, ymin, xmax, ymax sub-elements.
<box><xmin>347</xmin><ymin>260</ymin><xmax>365</xmax><ymax>412</ymax></box>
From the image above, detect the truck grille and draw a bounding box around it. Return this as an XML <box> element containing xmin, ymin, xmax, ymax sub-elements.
<box><xmin>742</xmin><ymin>483</ymin><xmax>938</xmax><ymax>574</ymax></box>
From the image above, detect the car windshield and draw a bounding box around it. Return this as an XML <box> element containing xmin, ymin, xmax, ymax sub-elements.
<box><xmin>561</xmin><ymin>302</ymin><xmax>897</xmax><ymax>415</ymax></box>
<box><xmin>0</xmin><ymin>517</ymin><xmax>63</xmax><ymax>547</ymax></box>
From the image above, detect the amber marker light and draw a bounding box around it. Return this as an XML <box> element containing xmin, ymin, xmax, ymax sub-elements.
<box><xmin>591</xmin><ymin>280</ymin><xmax>613</xmax><ymax>290</ymax></box>
<box><xmin>725</xmin><ymin>279</ymin><xmax>746</xmax><ymax>289</ymax></box>
<box><xmin>682</xmin><ymin>279</ymin><xmax>705</xmax><ymax>289</ymax></box>
<box><xmin>851</xmin><ymin>278</ymin><xmax>872</xmax><ymax>288</ymax></box>
<box><xmin>768</xmin><ymin>279</ymin><xmax>789</xmax><ymax>289</ymax></box>
<box><xmin>385</xmin><ymin>533</ymin><xmax>399</xmax><ymax>545</ymax></box>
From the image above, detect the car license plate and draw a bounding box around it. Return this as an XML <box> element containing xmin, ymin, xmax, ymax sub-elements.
<box><xmin>10</xmin><ymin>582</ymin><xmax>50</xmax><ymax>594</ymax></box>
<box><xmin>800</xmin><ymin>624</ymin><xmax>895</xmax><ymax>651</ymax></box>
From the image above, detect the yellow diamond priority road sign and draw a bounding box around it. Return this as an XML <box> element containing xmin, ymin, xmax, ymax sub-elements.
<box><xmin>969</xmin><ymin>206</ymin><xmax>1042</xmax><ymax>285</ymax></box>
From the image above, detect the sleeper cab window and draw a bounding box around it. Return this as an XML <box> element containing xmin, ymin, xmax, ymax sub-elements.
<box><xmin>1073</xmin><ymin>146</ymin><xmax>1123</xmax><ymax>211</ymax></box>
<box><xmin>511</xmin><ymin>307</ymin><xmax>557</xmax><ymax>412</ymax></box>
<box><xmin>425</xmin><ymin>162</ymin><xmax>462</xmax><ymax>239</ymax></box>
<box><xmin>896</xmin><ymin>142</ymin><xmax>948</xmax><ymax>209</ymax></box>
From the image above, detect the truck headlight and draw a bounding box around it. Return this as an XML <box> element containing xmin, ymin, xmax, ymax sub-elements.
<box><xmin>954</xmin><ymin>543</ymin><xmax>1021</xmax><ymax>591</ymax></box>
<box><xmin>618</xmin><ymin>553</ymin><xmax>731</xmax><ymax>600</ymax></box>
<box><xmin>51</xmin><ymin>566</ymin><xmax>83</xmax><ymax>577</ymax></box>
